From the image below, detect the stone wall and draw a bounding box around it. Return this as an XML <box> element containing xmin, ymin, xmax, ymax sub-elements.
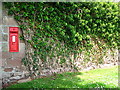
<box><xmin>0</xmin><ymin>2</ymin><xmax>3</xmax><ymax>89</ymax></box>
<box><xmin>1</xmin><ymin>6</ymin><xmax>26</xmax><ymax>88</ymax></box>
<box><xmin>38</xmin><ymin>48</ymin><xmax>118</xmax><ymax>77</ymax></box>
<box><xmin>0</xmin><ymin>3</ymin><xmax>118</xmax><ymax>88</ymax></box>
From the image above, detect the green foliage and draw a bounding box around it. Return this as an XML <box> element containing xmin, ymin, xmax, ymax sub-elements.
<box><xmin>3</xmin><ymin>2</ymin><xmax>119</xmax><ymax>75</ymax></box>
<box><xmin>4</xmin><ymin>2</ymin><xmax>119</xmax><ymax>47</ymax></box>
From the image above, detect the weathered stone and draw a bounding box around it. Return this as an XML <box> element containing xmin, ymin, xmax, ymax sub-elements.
<box><xmin>17</xmin><ymin>77</ymin><xmax>31</xmax><ymax>83</ymax></box>
<box><xmin>83</xmin><ymin>66</ymin><xmax>93</xmax><ymax>71</ymax></box>
<box><xmin>2</xmin><ymin>27</ymin><xmax>9</xmax><ymax>34</ymax></box>
<box><xmin>4</xmin><ymin>68</ymin><xmax>13</xmax><ymax>72</ymax></box>
<box><xmin>0</xmin><ymin>8</ymin><xmax>26</xmax><ymax>89</ymax></box>
<box><xmin>2</xmin><ymin>52</ymin><xmax>12</xmax><ymax>59</ymax></box>
<box><xmin>22</xmin><ymin>71</ymin><xmax>29</xmax><ymax>76</ymax></box>
<box><xmin>2</xmin><ymin>72</ymin><xmax>11</xmax><ymax>78</ymax></box>
<box><xmin>13</xmin><ymin>72</ymin><xmax>23</xmax><ymax>77</ymax></box>
<box><xmin>2</xmin><ymin>43</ymin><xmax>8</xmax><ymax>52</ymax></box>
<box><xmin>0</xmin><ymin>67</ymin><xmax>2</xmax><ymax>89</ymax></box>
<box><xmin>103</xmin><ymin>64</ymin><xmax>113</xmax><ymax>67</ymax></box>
<box><xmin>0</xmin><ymin>57</ymin><xmax>2</xmax><ymax>67</ymax></box>
<box><xmin>9</xmin><ymin>76</ymin><xmax>21</xmax><ymax>80</ymax></box>
<box><xmin>0</xmin><ymin>2</ymin><xmax>2</xmax><ymax>26</ymax></box>
<box><xmin>6</xmin><ymin>59</ymin><xmax>21</xmax><ymax>68</ymax></box>
<box><xmin>3</xmin><ymin>16</ymin><xmax>18</xmax><ymax>26</ymax></box>
<box><xmin>2</xmin><ymin>34</ymin><xmax>8</xmax><ymax>42</ymax></box>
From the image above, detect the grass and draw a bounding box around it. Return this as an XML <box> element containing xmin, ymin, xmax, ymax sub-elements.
<box><xmin>8</xmin><ymin>66</ymin><xmax>118</xmax><ymax>88</ymax></box>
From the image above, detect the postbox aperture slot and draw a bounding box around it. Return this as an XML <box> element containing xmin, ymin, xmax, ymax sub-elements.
<box><xmin>12</xmin><ymin>36</ymin><xmax>16</xmax><ymax>42</ymax></box>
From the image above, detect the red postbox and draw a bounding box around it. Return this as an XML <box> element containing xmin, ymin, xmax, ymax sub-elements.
<box><xmin>9</xmin><ymin>27</ymin><xmax>19</xmax><ymax>52</ymax></box>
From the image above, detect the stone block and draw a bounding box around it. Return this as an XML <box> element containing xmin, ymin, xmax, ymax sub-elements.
<box><xmin>2</xmin><ymin>72</ymin><xmax>11</xmax><ymax>78</ymax></box>
<box><xmin>2</xmin><ymin>34</ymin><xmax>8</xmax><ymax>42</ymax></box>
<box><xmin>2</xmin><ymin>27</ymin><xmax>8</xmax><ymax>34</ymax></box>
<box><xmin>2</xmin><ymin>43</ymin><xmax>25</xmax><ymax>70</ymax></box>
<box><xmin>3</xmin><ymin>16</ymin><xmax>18</xmax><ymax>26</ymax></box>
<box><xmin>0</xmin><ymin>58</ymin><xmax>2</xmax><ymax>67</ymax></box>
<box><xmin>0</xmin><ymin>43</ymin><xmax>2</xmax><ymax>52</ymax></box>
<box><xmin>2</xmin><ymin>9</ymin><xmax>8</xmax><ymax>17</ymax></box>
<box><xmin>2</xmin><ymin>52</ymin><xmax>12</xmax><ymax>59</ymax></box>
<box><xmin>0</xmin><ymin>2</ymin><xmax>2</xmax><ymax>26</ymax></box>
<box><xmin>2</xmin><ymin>43</ymin><xmax>8</xmax><ymax>52</ymax></box>
<box><xmin>13</xmin><ymin>72</ymin><xmax>23</xmax><ymax>76</ymax></box>
<box><xmin>4</xmin><ymin>68</ymin><xmax>13</xmax><ymax>72</ymax></box>
<box><xmin>9</xmin><ymin>76</ymin><xmax>21</xmax><ymax>80</ymax></box>
<box><xmin>0</xmin><ymin>30</ymin><xmax>2</xmax><ymax>43</ymax></box>
<box><xmin>1</xmin><ymin>59</ymin><xmax>6</xmax><ymax>67</ymax></box>
<box><xmin>6</xmin><ymin>59</ymin><xmax>21</xmax><ymax>68</ymax></box>
<box><xmin>12</xmin><ymin>52</ymin><xmax>24</xmax><ymax>59</ymax></box>
<box><xmin>0</xmin><ymin>18</ymin><xmax>2</xmax><ymax>25</ymax></box>
<box><xmin>17</xmin><ymin>77</ymin><xmax>31</xmax><ymax>83</ymax></box>
<box><xmin>0</xmin><ymin>67</ymin><xmax>2</xmax><ymax>80</ymax></box>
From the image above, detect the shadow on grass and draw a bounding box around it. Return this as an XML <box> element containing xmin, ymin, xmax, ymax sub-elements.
<box><xmin>6</xmin><ymin>72</ymin><xmax>112</xmax><ymax>89</ymax></box>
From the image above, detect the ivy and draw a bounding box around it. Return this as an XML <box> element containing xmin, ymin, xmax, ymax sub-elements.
<box><xmin>3</xmin><ymin>2</ymin><xmax>119</xmax><ymax>77</ymax></box>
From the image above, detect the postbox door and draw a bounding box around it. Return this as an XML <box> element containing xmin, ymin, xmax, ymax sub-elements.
<box><xmin>9</xmin><ymin>28</ymin><xmax>19</xmax><ymax>52</ymax></box>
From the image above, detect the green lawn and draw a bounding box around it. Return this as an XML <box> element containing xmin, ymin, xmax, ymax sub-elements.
<box><xmin>8</xmin><ymin>66</ymin><xmax>118</xmax><ymax>88</ymax></box>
